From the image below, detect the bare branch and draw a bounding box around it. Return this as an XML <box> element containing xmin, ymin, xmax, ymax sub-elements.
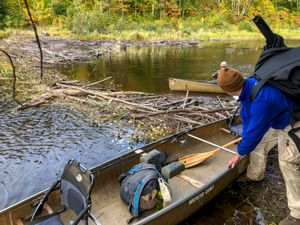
<box><xmin>23</xmin><ymin>0</ymin><xmax>43</xmax><ymax>79</ymax></box>
<box><xmin>0</xmin><ymin>49</ymin><xmax>22</xmax><ymax>105</ymax></box>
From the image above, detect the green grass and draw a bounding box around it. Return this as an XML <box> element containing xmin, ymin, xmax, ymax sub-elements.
<box><xmin>0</xmin><ymin>29</ymin><xmax>11</xmax><ymax>39</ymax></box>
<box><xmin>44</xmin><ymin>25</ymin><xmax>300</xmax><ymax>41</ymax></box>
<box><xmin>3</xmin><ymin>23</ymin><xmax>300</xmax><ymax>42</ymax></box>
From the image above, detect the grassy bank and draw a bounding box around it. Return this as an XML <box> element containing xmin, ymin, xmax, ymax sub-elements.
<box><xmin>33</xmin><ymin>27</ymin><xmax>300</xmax><ymax>41</ymax></box>
<box><xmin>2</xmin><ymin>26</ymin><xmax>300</xmax><ymax>42</ymax></box>
<box><xmin>0</xmin><ymin>29</ymin><xmax>11</xmax><ymax>39</ymax></box>
<box><xmin>0</xmin><ymin>53</ymin><xmax>65</xmax><ymax>102</ymax></box>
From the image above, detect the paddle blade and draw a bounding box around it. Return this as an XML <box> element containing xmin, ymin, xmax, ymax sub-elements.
<box><xmin>179</xmin><ymin>149</ymin><xmax>218</xmax><ymax>168</ymax></box>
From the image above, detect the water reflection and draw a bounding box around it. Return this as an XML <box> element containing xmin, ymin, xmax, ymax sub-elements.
<box><xmin>57</xmin><ymin>39</ymin><xmax>300</xmax><ymax>94</ymax></box>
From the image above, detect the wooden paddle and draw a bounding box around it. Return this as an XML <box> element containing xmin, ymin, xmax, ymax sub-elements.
<box><xmin>179</xmin><ymin>137</ymin><xmax>242</xmax><ymax>168</ymax></box>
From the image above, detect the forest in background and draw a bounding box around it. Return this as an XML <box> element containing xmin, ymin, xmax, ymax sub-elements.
<box><xmin>1</xmin><ymin>0</ymin><xmax>300</xmax><ymax>40</ymax></box>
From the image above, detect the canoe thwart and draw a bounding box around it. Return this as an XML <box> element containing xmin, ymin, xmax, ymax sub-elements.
<box><xmin>187</xmin><ymin>133</ymin><xmax>238</xmax><ymax>155</ymax></box>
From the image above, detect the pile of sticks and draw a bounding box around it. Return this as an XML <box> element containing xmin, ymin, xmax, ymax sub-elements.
<box><xmin>13</xmin><ymin>79</ymin><xmax>238</xmax><ymax>131</ymax></box>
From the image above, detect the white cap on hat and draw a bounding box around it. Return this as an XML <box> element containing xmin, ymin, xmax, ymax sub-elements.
<box><xmin>220</xmin><ymin>61</ymin><xmax>227</xmax><ymax>67</ymax></box>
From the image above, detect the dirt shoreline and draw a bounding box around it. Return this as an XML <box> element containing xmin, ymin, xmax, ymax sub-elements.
<box><xmin>1</xmin><ymin>32</ymin><xmax>198</xmax><ymax>64</ymax></box>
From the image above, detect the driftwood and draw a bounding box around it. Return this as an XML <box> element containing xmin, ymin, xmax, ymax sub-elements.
<box><xmin>217</xmin><ymin>96</ymin><xmax>230</xmax><ymax>117</ymax></box>
<box><xmin>86</xmin><ymin>77</ymin><xmax>112</xmax><ymax>87</ymax></box>
<box><xmin>59</xmin><ymin>85</ymin><xmax>160</xmax><ymax>112</ymax></box>
<box><xmin>135</xmin><ymin>108</ymin><xmax>194</xmax><ymax>119</ymax></box>
<box><xmin>182</xmin><ymin>90</ymin><xmax>189</xmax><ymax>109</ymax></box>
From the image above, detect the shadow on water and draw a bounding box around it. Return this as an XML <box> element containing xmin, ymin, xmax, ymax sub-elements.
<box><xmin>0</xmin><ymin>103</ymin><xmax>136</xmax><ymax>210</ymax></box>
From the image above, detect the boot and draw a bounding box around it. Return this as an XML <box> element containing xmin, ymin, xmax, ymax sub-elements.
<box><xmin>279</xmin><ymin>216</ymin><xmax>300</xmax><ymax>225</ymax></box>
<box><xmin>236</xmin><ymin>175</ymin><xmax>263</xmax><ymax>184</ymax></box>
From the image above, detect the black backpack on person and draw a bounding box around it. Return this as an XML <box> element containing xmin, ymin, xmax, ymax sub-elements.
<box><xmin>251</xmin><ymin>46</ymin><xmax>300</xmax><ymax>106</ymax></box>
<box><xmin>251</xmin><ymin>15</ymin><xmax>300</xmax><ymax>150</ymax></box>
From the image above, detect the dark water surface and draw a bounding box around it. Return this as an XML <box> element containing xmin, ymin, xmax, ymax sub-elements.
<box><xmin>0</xmin><ymin>103</ymin><xmax>134</xmax><ymax>210</ymax></box>
<box><xmin>58</xmin><ymin>39</ymin><xmax>300</xmax><ymax>93</ymax></box>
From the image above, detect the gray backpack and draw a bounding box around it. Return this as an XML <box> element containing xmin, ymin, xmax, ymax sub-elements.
<box><xmin>119</xmin><ymin>163</ymin><xmax>162</xmax><ymax>223</ymax></box>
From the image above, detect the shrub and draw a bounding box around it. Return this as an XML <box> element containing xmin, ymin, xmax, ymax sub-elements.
<box><xmin>206</xmin><ymin>15</ymin><xmax>226</xmax><ymax>29</ymax></box>
<box><xmin>182</xmin><ymin>27</ymin><xmax>192</xmax><ymax>36</ymax></box>
<box><xmin>53</xmin><ymin>2</ymin><xmax>68</xmax><ymax>16</ymax></box>
<box><xmin>238</xmin><ymin>21</ymin><xmax>254</xmax><ymax>32</ymax></box>
<box><xmin>0</xmin><ymin>29</ymin><xmax>10</xmax><ymax>39</ymax></box>
<box><xmin>143</xmin><ymin>22</ymin><xmax>157</xmax><ymax>31</ymax></box>
<box><xmin>113</xmin><ymin>19</ymin><xmax>130</xmax><ymax>32</ymax></box>
<box><xmin>66</xmin><ymin>6</ymin><xmax>112</xmax><ymax>34</ymax></box>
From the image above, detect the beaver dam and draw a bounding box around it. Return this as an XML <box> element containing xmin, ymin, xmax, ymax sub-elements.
<box><xmin>13</xmin><ymin>79</ymin><xmax>238</xmax><ymax>143</ymax></box>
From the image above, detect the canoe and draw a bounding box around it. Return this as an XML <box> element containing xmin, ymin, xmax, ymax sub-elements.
<box><xmin>169</xmin><ymin>78</ymin><xmax>225</xmax><ymax>93</ymax></box>
<box><xmin>0</xmin><ymin>118</ymin><xmax>248</xmax><ymax>225</ymax></box>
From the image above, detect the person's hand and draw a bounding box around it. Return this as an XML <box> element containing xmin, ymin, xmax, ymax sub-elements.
<box><xmin>228</xmin><ymin>154</ymin><xmax>241</xmax><ymax>168</ymax></box>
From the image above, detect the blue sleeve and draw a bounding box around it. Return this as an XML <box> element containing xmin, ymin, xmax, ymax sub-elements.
<box><xmin>240</xmin><ymin>106</ymin><xmax>249</xmax><ymax>137</ymax></box>
<box><xmin>237</xmin><ymin>100</ymin><xmax>278</xmax><ymax>155</ymax></box>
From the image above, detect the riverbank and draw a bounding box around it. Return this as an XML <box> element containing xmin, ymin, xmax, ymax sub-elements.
<box><xmin>2</xmin><ymin>30</ymin><xmax>300</xmax><ymax>67</ymax></box>
<box><xmin>2</xmin><ymin>27</ymin><xmax>300</xmax><ymax>42</ymax></box>
<box><xmin>0</xmin><ymin>31</ymin><xmax>200</xmax><ymax>64</ymax></box>
<box><xmin>47</xmin><ymin>27</ymin><xmax>300</xmax><ymax>42</ymax></box>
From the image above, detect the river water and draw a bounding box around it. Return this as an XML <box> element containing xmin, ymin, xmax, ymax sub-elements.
<box><xmin>1</xmin><ymin>39</ymin><xmax>300</xmax><ymax>222</ymax></box>
<box><xmin>57</xmin><ymin>40</ymin><xmax>300</xmax><ymax>94</ymax></box>
<box><xmin>57</xmin><ymin>40</ymin><xmax>267</xmax><ymax>93</ymax></box>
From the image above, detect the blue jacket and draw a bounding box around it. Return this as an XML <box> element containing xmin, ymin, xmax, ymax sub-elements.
<box><xmin>238</xmin><ymin>78</ymin><xmax>294</xmax><ymax>155</ymax></box>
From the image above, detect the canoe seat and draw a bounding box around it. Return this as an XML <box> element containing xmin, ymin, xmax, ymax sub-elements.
<box><xmin>18</xmin><ymin>160</ymin><xmax>101</xmax><ymax>225</ymax></box>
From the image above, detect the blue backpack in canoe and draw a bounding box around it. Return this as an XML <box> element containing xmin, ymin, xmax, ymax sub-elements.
<box><xmin>119</xmin><ymin>162</ymin><xmax>162</xmax><ymax>223</ymax></box>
